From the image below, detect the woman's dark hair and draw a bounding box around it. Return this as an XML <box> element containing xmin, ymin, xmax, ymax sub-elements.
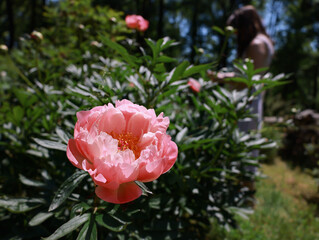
<box><xmin>227</xmin><ymin>5</ymin><xmax>272</xmax><ymax>57</ymax></box>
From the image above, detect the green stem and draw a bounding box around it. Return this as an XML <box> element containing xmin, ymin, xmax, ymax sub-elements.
<box><xmin>35</xmin><ymin>46</ymin><xmax>42</xmax><ymax>82</ymax></box>
<box><xmin>6</xmin><ymin>54</ymin><xmax>34</xmax><ymax>88</ymax></box>
<box><xmin>217</xmin><ymin>32</ymin><xmax>231</xmax><ymax>67</ymax></box>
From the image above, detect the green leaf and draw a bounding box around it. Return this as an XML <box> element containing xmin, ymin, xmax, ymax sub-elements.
<box><xmin>19</xmin><ymin>174</ymin><xmax>46</xmax><ymax>188</ymax></box>
<box><xmin>12</xmin><ymin>106</ymin><xmax>24</xmax><ymax>123</ymax></box>
<box><xmin>135</xmin><ymin>181</ymin><xmax>153</xmax><ymax>195</ymax></box>
<box><xmin>43</xmin><ymin>213</ymin><xmax>90</xmax><ymax>240</ymax></box>
<box><xmin>76</xmin><ymin>214</ymin><xmax>97</xmax><ymax>240</ymax></box>
<box><xmin>56</xmin><ymin>127</ymin><xmax>71</xmax><ymax>144</ymax></box>
<box><xmin>29</xmin><ymin>212</ymin><xmax>54</xmax><ymax>226</ymax></box>
<box><xmin>160</xmin><ymin>37</ymin><xmax>179</xmax><ymax>51</ymax></box>
<box><xmin>176</xmin><ymin>127</ymin><xmax>188</xmax><ymax>143</ymax></box>
<box><xmin>33</xmin><ymin>138</ymin><xmax>67</xmax><ymax>151</ymax></box>
<box><xmin>95</xmin><ymin>214</ymin><xmax>128</xmax><ymax>232</ymax></box>
<box><xmin>169</xmin><ymin>61</ymin><xmax>190</xmax><ymax>83</ymax></box>
<box><xmin>49</xmin><ymin>171</ymin><xmax>88</xmax><ymax>212</ymax></box>
<box><xmin>252</xmin><ymin>67</ymin><xmax>269</xmax><ymax>75</ymax></box>
<box><xmin>153</xmin><ymin>63</ymin><xmax>166</xmax><ymax>73</ymax></box>
<box><xmin>100</xmin><ymin>36</ymin><xmax>137</xmax><ymax>67</ymax></box>
<box><xmin>156</xmin><ymin>56</ymin><xmax>177</xmax><ymax>63</ymax></box>
<box><xmin>212</xmin><ymin>26</ymin><xmax>225</xmax><ymax>35</ymax></box>
<box><xmin>225</xmin><ymin>77</ymin><xmax>250</xmax><ymax>87</ymax></box>
<box><xmin>13</xmin><ymin>88</ymin><xmax>38</xmax><ymax>107</ymax></box>
<box><xmin>0</xmin><ymin>198</ymin><xmax>45</xmax><ymax>213</ymax></box>
<box><xmin>145</xmin><ymin>38</ymin><xmax>159</xmax><ymax>60</ymax></box>
<box><xmin>182</xmin><ymin>63</ymin><xmax>213</xmax><ymax>78</ymax></box>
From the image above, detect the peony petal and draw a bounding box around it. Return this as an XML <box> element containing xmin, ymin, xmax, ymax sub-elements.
<box><xmin>66</xmin><ymin>139</ymin><xmax>85</xmax><ymax>169</ymax></box>
<box><xmin>138</xmin><ymin>159</ymin><xmax>163</xmax><ymax>182</ymax></box>
<box><xmin>98</xmin><ymin>108</ymin><xmax>126</xmax><ymax>135</ymax></box>
<box><xmin>162</xmin><ymin>141</ymin><xmax>178</xmax><ymax>173</ymax></box>
<box><xmin>137</xmin><ymin>146</ymin><xmax>164</xmax><ymax>182</ymax></box>
<box><xmin>150</xmin><ymin>113</ymin><xmax>169</xmax><ymax>133</ymax></box>
<box><xmin>138</xmin><ymin>132</ymin><xmax>156</xmax><ymax>149</ymax></box>
<box><xmin>95</xmin><ymin>182</ymin><xmax>142</xmax><ymax>204</ymax></box>
<box><xmin>127</xmin><ymin>112</ymin><xmax>151</xmax><ymax>139</ymax></box>
<box><xmin>94</xmin><ymin>173</ymin><xmax>107</xmax><ymax>184</ymax></box>
<box><xmin>125</xmin><ymin>15</ymin><xmax>138</xmax><ymax>29</ymax></box>
<box><xmin>137</xmin><ymin>19</ymin><xmax>149</xmax><ymax>32</ymax></box>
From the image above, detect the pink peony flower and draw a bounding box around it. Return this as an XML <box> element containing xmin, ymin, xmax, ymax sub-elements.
<box><xmin>188</xmin><ymin>78</ymin><xmax>201</xmax><ymax>93</ymax></box>
<box><xmin>67</xmin><ymin>100</ymin><xmax>178</xmax><ymax>204</ymax></box>
<box><xmin>125</xmin><ymin>15</ymin><xmax>149</xmax><ymax>32</ymax></box>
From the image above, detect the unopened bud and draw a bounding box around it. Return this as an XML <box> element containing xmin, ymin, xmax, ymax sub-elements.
<box><xmin>78</xmin><ymin>24</ymin><xmax>85</xmax><ymax>30</ymax></box>
<box><xmin>0</xmin><ymin>44</ymin><xmax>8</xmax><ymax>54</ymax></box>
<box><xmin>110</xmin><ymin>17</ymin><xmax>117</xmax><ymax>23</ymax></box>
<box><xmin>225</xmin><ymin>26</ymin><xmax>235</xmax><ymax>33</ymax></box>
<box><xmin>90</xmin><ymin>41</ymin><xmax>102</xmax><ymax>48</ymax></box>
<box><xmin>0</xmin><ymin>71</ymin><xmax>7</xmax><ymax>78</ymax></box>
<box><xmin>30</xmin><ymin>31</ymin><xmax>43</xmax><ymax>42</ymax></box>
<box><xmin>198</xmin><ymin>48</ymin><xmax>204</xmax><ymax>54</ymax></box>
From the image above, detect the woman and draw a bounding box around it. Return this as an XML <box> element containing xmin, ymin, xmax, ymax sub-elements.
<box><xmin>227</xmin><ymin>5</ymin><xmax>274</xmax><ymax>71</ymax></box>
<box><xmin>210</xmin><ymin>5</ymin><xmax>274</xmax><ymax>132</ymax></box>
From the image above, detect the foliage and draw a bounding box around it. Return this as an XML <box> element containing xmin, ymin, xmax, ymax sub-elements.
<box><xmin>208</xmin><ymin>159</ymin><xmax>319</xmax><ymax>240</ymax></box>
<box><xmin>266</xmin><ymin>0</ymin><xmax>319</xmax><ymax>114</ymax></box>
<box><xmin>0</xmin><ymin>0</ymin><xmax>286</xmax><ymax>239</ymax></box>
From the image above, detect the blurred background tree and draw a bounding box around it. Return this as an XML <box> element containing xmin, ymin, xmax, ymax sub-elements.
<box><xmin>1</xmin><ymin>0</ymin><xmax>319</xmax><ymax>114</ymax></box>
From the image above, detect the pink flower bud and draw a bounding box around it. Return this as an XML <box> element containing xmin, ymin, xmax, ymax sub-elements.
<box><xmin>188</xmin><ymin>78</ymin><xmax>201</xmax><ymax>93</ymax></box>
<box><xmin>125</xmin><ymin>15</ymin><xmax>149</xmax><ymax>32</ymax></box>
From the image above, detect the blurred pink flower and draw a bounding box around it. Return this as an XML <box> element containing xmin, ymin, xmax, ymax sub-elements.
<box><xmin>188</xmin><ymin>78</ymin><xmax>201</xmax><ymax>93</ymax></box>
<box><xmin>125</xmin><ymin>15</ymin><xmax>149</xmax><ymax>32</ymax></box>
<box><xmin>67</xmin><ymin>100</ymin><xmax>177</xmax><ymax>204</ymax></box>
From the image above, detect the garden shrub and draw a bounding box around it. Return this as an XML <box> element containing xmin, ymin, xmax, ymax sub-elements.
<box><xmin>0</xmin><ymin>0</ymin><xmax>286</xmax><ymax>239</ymax></box>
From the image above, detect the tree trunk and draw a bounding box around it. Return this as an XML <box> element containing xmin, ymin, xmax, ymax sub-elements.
<box><xmin>190</xmin><ymin>0</ymin><xmax>199</xmax><ymax>63</ymax></box>
<box><xmin>157</xmin><ymin>0</ymin><xmax>164</xmax><ymax>38</ymax></box>
<box><xmin>313</xmin><ymin>64</ymin><xmax>319</xmax><ymax>109</ymax></box>
<box><xmin>5</xmin><ymin>0</ymin><xmax>14</xmax><ymax>48</ymax></box>
<box><xmin>30</xmin><ymin>0</ymin><xmax>37</xmax><ymax>31</ymax></box>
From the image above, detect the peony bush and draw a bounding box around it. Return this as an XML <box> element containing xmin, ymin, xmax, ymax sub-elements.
<box><xmin>0</xmin><ymin>1</ymin><xmax>287</xmax><ymax>239</ymax></box>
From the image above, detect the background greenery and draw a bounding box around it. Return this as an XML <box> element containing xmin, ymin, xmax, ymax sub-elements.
<box><xmin>1</xmin><ymin>0</ymin><xmax>319</xmax><ymax>114</ymax></box>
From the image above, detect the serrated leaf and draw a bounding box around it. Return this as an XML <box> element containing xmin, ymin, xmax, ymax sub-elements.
<box><xmin>49</xmin><ymin>171</ymin><xmax>88</xmax><ymax>212</ymax></box>
<box><xmin>33</xmin><ymin>138</ymin><xmax>67</xmax><ymax>151</ymax></box>
<box><xmin>43</xmin><ymin>213</ymin><xmax>90</xmax><ymax>240</ymax></box>
<box><xmin>95</xmin><ymin>214</ymin><xmax>128</xmax><ymax>232</ymax></box>
<box><xmin>29</xmin><ymin>212</ymin><xmax>54</xmax><ymax>226</ymax></box>
<box><xmin>0</xmin><ymin>198</ymin><xmax>45</xmax><ymax>213</ymax></box>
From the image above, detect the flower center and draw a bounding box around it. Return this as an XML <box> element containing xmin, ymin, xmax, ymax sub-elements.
<box><xmin>111</xmin><ymin>132</ymin><xmax>140</xmax><ymax>159</ymax></box>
